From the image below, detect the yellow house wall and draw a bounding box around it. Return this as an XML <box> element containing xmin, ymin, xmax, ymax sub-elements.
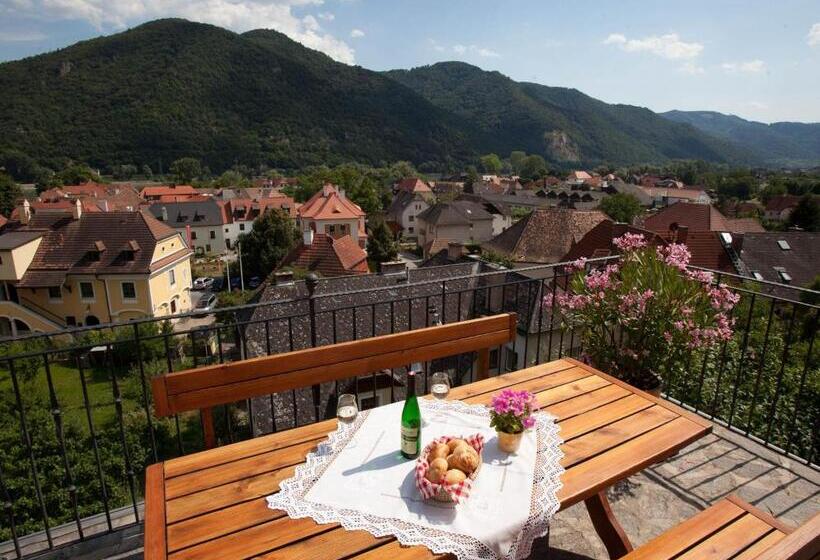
<box><xmin>0</xmin><ymin>238</ymin><xmax>42</xmax><ymax>281</ymax></box>
<box><xmin>18</xmin><ymin>276</ymin><xmax>112</xmax><ymax>325</ymax></box>
<box><xmin>148</xmin><ymin>258</ymin><xmax>192</xmax><ymax>318</ymax></box>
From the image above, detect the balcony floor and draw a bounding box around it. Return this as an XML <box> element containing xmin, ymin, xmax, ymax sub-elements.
<box><xmin>544</xmin><ymin>422</ymin><xmax>819</xmax><ymax>559</ymax></box>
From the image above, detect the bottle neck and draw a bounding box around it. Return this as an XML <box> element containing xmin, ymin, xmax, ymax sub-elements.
<box><xmin>406</xmin><ymin>371</ymin><xmax>416</xmax><ymax>398</ymax></box>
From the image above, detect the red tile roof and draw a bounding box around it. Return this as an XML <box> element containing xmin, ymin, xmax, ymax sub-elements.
<box><xmin>643</xmin><ymin>202</ymin><xmax>764</xmax><ymax>234</ymax></box>
<box><xmin>396</xmin><ymin>178</ymin><xmax>432</xmax><ymax>194</ymax></box>
<box><xmin>140</xmin><ymin>185</ymin><xmax>199</xmax><ymax>198</ymax></box>
<box><xmin>765</xmin><ymin>195</ymin><xmax>803</xmax><ymax>212</ymax></box>
<box><xmin>563</xmin><ymin>220</ymin><xmax>667</xmax><ymax>262</ymax></box>
<box><xmin>298</xmin><ymin>184</ymin><xmax>365</xmax><ymax>220</ymax></box>
<box><xmin>282</xmin><ymin>233</ymin><xmax>369</xmax><ymax>276</ymax></box>
<box><xmin>0</xmin><ymin>215</ymin><xmax>7</xmax><ymax>228</ymax></box>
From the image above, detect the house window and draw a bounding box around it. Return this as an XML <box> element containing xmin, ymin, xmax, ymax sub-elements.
<box><xmin>408</xmin><ymin>215</ymin><xmax>414</xmax><ymax>222</ymax></box>
<box><xmin>170</xmin><ymin>299</ymin><xmax>177</xmax><ymax>314</ymax></box>
<box><xmin>65</xmin><ymin>316</ymin><xmax>76</xmax><ymax>326</ymax></box>
<box><xmin>210</xmin><ymin>230</ymin><xmax>216</xmax><ymax>239</ymax></box>
<box><xmin>225</xmin><ymin>228</ymin><xmax>229</xmax><ymax>233</ymax></box>
<box><xmin>408</xmin><ymin>227</ymin><xmax>414</xmax><ymax>233</ymax></box>
<box><xmin>226</xmin><ymin>239</ymin><xmax>232</xmax><ymax>249</ymax></box>
<box><xmin>121</xmin><ymin>282</ymin><xmax>136</xmax><ymax>300</ymax></box>
<box><xmin>206</xmin><ymin>244</ymin><xmax>212</xmax><ymax>252</ymax></box>
<box><xmin>169</xmin><ymin>269</ymin><xmax>176</xmax><ymax>286</ymax></box>
<box><xmin>327</xmin><ymin>225</ymin><xmax>335</xmax><ymax>234</ymax></box>
<box><xmin>773</xmin><ymin>267</ymin><xmax>792</xmax><ymax>283</ymax></box>
<box><xmin>239</xmin><ymin>223</ymin><xmax>245</xmax><ymax>231</ymax></box>
<box><xmin>80</xmin><ymin>282</ymin><xmax>94</xmax><ymax>300</ymax></box>
<box><xmin>191</xmin><ymin>231</ymin><xmax>197</xmax><ymax>240</ymax></box>
<box><xmin>48</xmin><ymin>286</ymin><xmax>61</xmax><ymax>300</ymax></box>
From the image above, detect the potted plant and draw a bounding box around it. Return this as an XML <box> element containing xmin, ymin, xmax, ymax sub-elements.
<box><xmin>548</xmin><ymin>233</ymin><xmax>738</xmax><ymax>395</ymax></box>
<box><xmin>489</xmin><ymin>389</ymin><xmax>537</xmax><ymax>453</ymax></box>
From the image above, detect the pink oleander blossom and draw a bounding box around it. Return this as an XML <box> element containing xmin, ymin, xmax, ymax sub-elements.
<box><xmin>551</xmin><ymin>236</ymin><xmax>739</xmax><ymax>390</ymax></box>
<box><xmin>489</xmin><ymin>389</ymin><xmax>538</xmax><ymax>434</ymax></box>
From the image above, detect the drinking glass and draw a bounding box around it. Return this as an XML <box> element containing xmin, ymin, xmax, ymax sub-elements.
<box><xmin>430</xmin><ymin>372</ymin><xmax>450</xmax><ymax>421</ymax></box>
<box><xmin>336</xmin><ymin>394</ymin><xmax>358</xmax><ymax>424</ymax></box>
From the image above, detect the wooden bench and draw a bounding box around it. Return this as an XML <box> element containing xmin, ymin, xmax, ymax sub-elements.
<box><xmin>623</xmin><ymin>494</ymin><xmax>819</xmax><ymax>560</ymax></box>
<box><xmin>151</xmin><ymin>313</ymin><xmax>518</xmax><ymax>448</ymax></box>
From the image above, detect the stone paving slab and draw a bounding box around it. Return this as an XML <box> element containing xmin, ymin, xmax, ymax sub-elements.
<box><xmin>543</xmin><ymin>423</ymin><xmax>819</xmax><ymax>559</ymax></box>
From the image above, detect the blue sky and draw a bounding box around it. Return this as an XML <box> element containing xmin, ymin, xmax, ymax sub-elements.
<box><xmin>1</xmin><ymin>0</ymin><xmax>818</xmax><ymax>123</ymax></box>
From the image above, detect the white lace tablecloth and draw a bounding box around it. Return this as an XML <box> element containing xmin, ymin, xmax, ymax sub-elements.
<box><xmin>267</xmin><ymin>399</ymin><xmax>564</xmax><ymax>560</ymax></box>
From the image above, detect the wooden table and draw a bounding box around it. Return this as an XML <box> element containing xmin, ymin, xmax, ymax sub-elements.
<box><xmin>145</xmin><ymin>358</ymin><xmax>711</xmax><ymax>559</ymax></box>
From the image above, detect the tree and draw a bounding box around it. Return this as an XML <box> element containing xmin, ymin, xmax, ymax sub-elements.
<box><xmin>141</xmin><ymin>164</ymin><xmax>153</xmax><ymax>179</ymax></box>
<box><xmin>367</xmin><ymin>217</ymin><xmax>398</xmax><ymax>264</ymax></box>
<box><xmin>787</xmin><ymin>195</ymin><xmax>819</xmax><ymax>232</ymax></box>
<box><xmin>169</xmin><ymin>157</ymin><xmax>202</xmax><ymax>184</ymax></box>
<box><xmin>600</xmin><ymin>193</ymin><xmax>643</xmax><ymax>224</ymax></box>
<box><xmin>480</xmin><ymin>153</ymin><xmax>502</xmax><ymax>174</ymax></box>
<box><xmin>238</xmin><ymin>209</ymin><xmax>299</xmax><ymax>276</ymax></box>
<box><xmin>519</xmin><ymin>155</ymin><xmax>547</xmax><ymax>182</ymax></box>
<box><xmin>57</xmin><ymin>164</ymin><xmax>101</xmax><ymax>185</ymax></box>
<box><xmin>465</xmin><ymin>165</ymin><xmax>479</xmax><ymax>189</ymax></box>
<box><xmin>112</xmin><ymin>164</ymin><xmax>138</xmax><ymax>180</ymax></box>
<box><xmin>0</xmin><ymin>172</ymin><xmax>23</xmax><ymax>216</ymax></box>
<box><xmin>211</xmin><ymin>170</ymin><xmax>250</xmax><ymax>189</ymax></box>
<box><xmin>509</xmin><ymin>151</ymin><xmax>526</xmax><ymax>174</ymax></box>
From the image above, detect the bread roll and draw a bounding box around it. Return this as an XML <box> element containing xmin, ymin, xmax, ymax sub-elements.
<box><xmin>430</xmin><ymin>457</ymin><xmax>449</xmax><ymax>472</ymax></box>
<box><xmin>448</xmin><ymin>446</ymin><xmax>480</xmax><ymax>473</ymax></box>
<box><xmin>447</xmin><ymin>438</ymin><xmax>469</xmax><ymax>453</ymax></box>
<box><xmin>429</xmin><ymin>443</ymin><xmax>450</xmax><ymax>460</ymax></box>
<box><xmin>444</xmin><ymin>469</ymin><xmax>466</xmax><ymax>484</ymax></box>
<box><xmin>425</xmin><ymin>458</ymin><xmax>448</xmax><ymax>483</ymax></box>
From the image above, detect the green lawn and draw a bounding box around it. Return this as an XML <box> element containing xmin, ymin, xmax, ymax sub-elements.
<box><xmin>0</xmin><ymin>361</ymin><xmax>139</xmax><ymax>433</ymax></box>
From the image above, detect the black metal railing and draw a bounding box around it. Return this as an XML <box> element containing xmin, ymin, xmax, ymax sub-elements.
<box><xmin>0</xmin><ymin>259</ymin><xmax>816</xmax><ymax>558</ymax></box>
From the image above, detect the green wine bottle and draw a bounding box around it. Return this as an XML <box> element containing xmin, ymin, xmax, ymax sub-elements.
<box><xmin>400</xmin><ymin>369</ymin><xmax>421</xmax><ymax>459</ymax></box>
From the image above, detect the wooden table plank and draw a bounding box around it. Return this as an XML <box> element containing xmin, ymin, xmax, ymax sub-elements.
<box><xmin>253</xmin><ymin>527</ymin><xmax>391</xmax><ymax>560</ymax></box>
<box><xmin>674</xmin><ymin>513</ymin><xmax>774</xmax><ymax>560</ymax></box>
<box><xmin>146</xmin><ymin>358</ymin><xmax>712</xmax><ymax>560</ymax></box>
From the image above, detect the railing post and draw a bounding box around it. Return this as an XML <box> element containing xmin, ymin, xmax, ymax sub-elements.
<box><xmin>306</xmin><ymin>273</ymin><xmax>322</xmax><ymax>422</ymax></box>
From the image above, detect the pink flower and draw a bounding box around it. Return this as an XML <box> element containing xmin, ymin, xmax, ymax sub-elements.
<box><xmin>613</xmin><ymin>232</ymin><xmax>647</xmax><ymax>252</ymax></box>
<box><xmin>523</xmin><ymin>416</ymin><xmax>536</xmax><ymax>429</ymax></box>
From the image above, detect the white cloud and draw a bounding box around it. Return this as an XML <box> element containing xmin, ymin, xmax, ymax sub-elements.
<box><xmin>603</xmin><ymin>32</ymin><xmax>703</xmax><ymax>60</ymax></box>
<box><xmin>450</xmin><ymin>44</ymin><xmax>499</xmax><ymax>57</ymax></box>
<box><xmin>721</xmin><ymin>59</ymin><xmax>766</xmax><ymax>74</ymax></box>
<box><xmin>808</xmin><ymin>23</ymin><xmax>820</xmax><ymax>46</ymax></box>
<box><xmin>679</xmin><ymin>61</ymin><xmax>705</xmax><ymax>75</ymax></box>
<box><xmin>317</xmin><ymin>12</ymin><xmax>334</xmax><ymax>21</ymax></box>
<box><xmin>0</xmin><ymin>29</ymin><xmax>47</xmax><ymax>42</ymax></box>
<box><xmin>350</xmin><ymin>28</ymin><xmax>364</xmax><ymax>38</ymax></box>
<box><xmin>3</xmin><ymin>0</ymin><xmax>356</xmax><ymax>64</ymax></box>
<box><xmin>747</xmin><ymin>101</ymin><xmax>768</xmax><ymax>110</ymax></box>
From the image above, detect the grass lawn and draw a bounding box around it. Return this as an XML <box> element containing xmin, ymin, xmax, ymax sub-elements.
<box><xmin>0</xmin><ymin>361</ymin><xmax>139</xmax><ymax>433</ymax></box>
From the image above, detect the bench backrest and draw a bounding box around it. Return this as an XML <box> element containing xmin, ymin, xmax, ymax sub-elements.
<box><xmin>152</xmin><ymin>313</ymin><xmax>517</xmax><ymax>447</ymax></box>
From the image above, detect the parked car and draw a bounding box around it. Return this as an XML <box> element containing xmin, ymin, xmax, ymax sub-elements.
<box><xmin>195</xmin><ymin>293</ymin><xmax>218</xmax><ymax>312</ymax></box>
<box><xmin>211</xmin><ymin>277</ymin><xmax>225</xmax><ymax>292</ymax></box>
<box><xmin>230</xmin><ymin>276</ymin><xmax>242</xmax><ymax>290</ymax></box>
<box><xmin>193</xmin><ymin>277</ymin><xmax>214</xmax><ymax>290</ymax></box>
<box><xmin>247</xmin><ymin>276</ymin><xmax>261</xmax><ymax>289</ymax></box>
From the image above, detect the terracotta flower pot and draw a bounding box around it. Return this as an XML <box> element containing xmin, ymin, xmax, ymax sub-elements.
<box><xmin>496</xmin><ymin>430</ymin><xmax>523</xmax><ymax>453</ymax></box>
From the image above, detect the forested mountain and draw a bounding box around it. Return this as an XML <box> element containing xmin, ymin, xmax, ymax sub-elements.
<box><xmin>0</xmin><ymin>18</ymin><xmax>808</xmax><ymax>175</ymax></box>
<box><xmin>0</xmin><ymin>19</ymin><xmax>474</xmax><ymax>172</ymax></box>
<box><xmin>385</xmin><ymin>62</ymin><xmax>750</xmax><ymax>166</ymax></box>
<box><xmin>662</xmin><ymin>110</ymin><xmax>820</xmax><ymax>167</ymax></box>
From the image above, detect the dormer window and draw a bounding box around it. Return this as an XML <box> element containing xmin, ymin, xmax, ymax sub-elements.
<box><xmin>773</xmin><ymin>266</ymin><xmax>792</xmax><ymax>283</ymax></box>
<box><xmin>777</xmin><ymin>240</ymin><xmax>790</xmax><ymax>250</ymax></box>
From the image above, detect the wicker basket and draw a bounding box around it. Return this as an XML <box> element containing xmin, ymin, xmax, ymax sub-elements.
<box><xmin>432</xmin><ymin>457</ymin><xmax>482</xmax><ymax>502</ymax></box>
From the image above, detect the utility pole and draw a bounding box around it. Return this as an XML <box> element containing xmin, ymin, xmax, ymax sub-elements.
<box><xmin>238</xmin><ymin>241</ymin><xmax>245</xmax><ymax>291</ymax></box>
<box><xmin>224</xmin><ymin>251</ymin><xmax>231</xmax><ymax>291</ymax></box>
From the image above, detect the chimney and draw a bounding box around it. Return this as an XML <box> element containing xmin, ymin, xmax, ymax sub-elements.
<box><xmin>72</xmin><ymin>199</ymin><xmax>83</xmax><ymax>220</ymax></box>
<box><xmin>675</xmin><ymin>225</ymin><xmax>688</xmax><ymax>244</ymax></box>
<box><xmin>447</xmin><ymin>242</ymin><xmax>463</xmax><ymax>261</ymax></box>
<box><xmin>20</xmin><ymin>199</ymin><xmax>31</xmax><ymax>224</ymax></box>
<box><xmin>303</xmin><ymin>228</ymin><xmax>314</xmax><ymax>246</ymax></box>
<box><xmin>274</xmin><ymin>271</ymin><xmax>294</xmax><ymax>286</ymax></box>
<box><xmin>339</xmin><ymin>188</ymin><xmax>346</xmax><ymax>200</ymax></box>
<box><xmin>379</xmin><ymin>260</ymin><xmax>408</xmax><ymax>278</ymax></box>
<box><xmin>731</xmin><ymin>232</ymin><xmax>744</xmax><ymax>253</ymax></box>
<box><xmin>161</xmin><ymin>206</ymin><xmax>168</xmax><ymax>222</ymax></box>
<box><xmin>100</xmin><ymin>199</ymin><xmax>109</xmax><ymax>212</ymax></box>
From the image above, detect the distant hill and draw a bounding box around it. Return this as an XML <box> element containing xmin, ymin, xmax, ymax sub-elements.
<box><xmin>0</xmin><ymin>19</ymin><xmax>474</xmax><ymax>172</ymax></box>
<box><xmin>386</xmin><ymin>62</ymin><xmax>750</xmax><ymax>166</ymax></box>
<box><xmin>662</xmin><ymin>110</ymin><xmax>820</xmax><ymax>167</ymax></box>
<box><xmin>0</xmin><ymin>18</ymin><xmax>805</xmax><ymax>174</ymax></box>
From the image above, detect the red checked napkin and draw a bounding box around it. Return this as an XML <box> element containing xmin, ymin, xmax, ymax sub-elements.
<box><xmin>415</xmin><ymin>434</ymin><xmax>485</xmax><ymax>504</ymax></box>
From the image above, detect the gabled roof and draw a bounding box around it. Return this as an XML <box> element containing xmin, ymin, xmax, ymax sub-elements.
<box><xmin>643</xmin><ymin>202</ymin><xmax>765</xmax><ymax>233</ymax></box>
<box><xmin>562</xmin><ymin>220</ymin><xmax>667</xmax><ymax>262</ymax></box>
<box><xmin>386</xmin><ymin>190</ymin><xmax>426</xmax><ymax>218</ymax></box>
<box><xmin>483</xmin><ymin>208</ymin><xmax>607</xmax><ymax>264</ymax></box>
<box><xmin>395</xmin><ymin>178</ymin><xmax>432</xmax><ymax>194</ymax></box>
<box><xmin>2</xmin><ymin>211</ymin><xmax>189</xmax><ymax>287</ymax></box>
<box><xmin>739</xmin><ymin>232</ymin><xmax>820</xmax><ymax>295</ymax></box>
<box><xmin>298</xmin><ymin>184</ymin><xmax>365</xmax><ymax>221</ymax></box>
<box><xmin>281</xmin><ymin>233</ymin><xmax>369</xmax><ymax>277</ymax></box>
<box><xmin>765</xmin><ymin>195</ymin><xmax>803</xmax><ymax>212</ymax></box>
<box><xmin>416</xmin><ymin>200</ymin><xmax>493</xmax><ymax>226</ymax></box>
<box><xmin>227</xmin><ymin>196</ymin><xmax>296</xmax><ymax>221</ymax></box>
<box><xmin>147</xmin><ymin>200</ymin><xmax>230</xmax><ymax>227</ymax></box>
